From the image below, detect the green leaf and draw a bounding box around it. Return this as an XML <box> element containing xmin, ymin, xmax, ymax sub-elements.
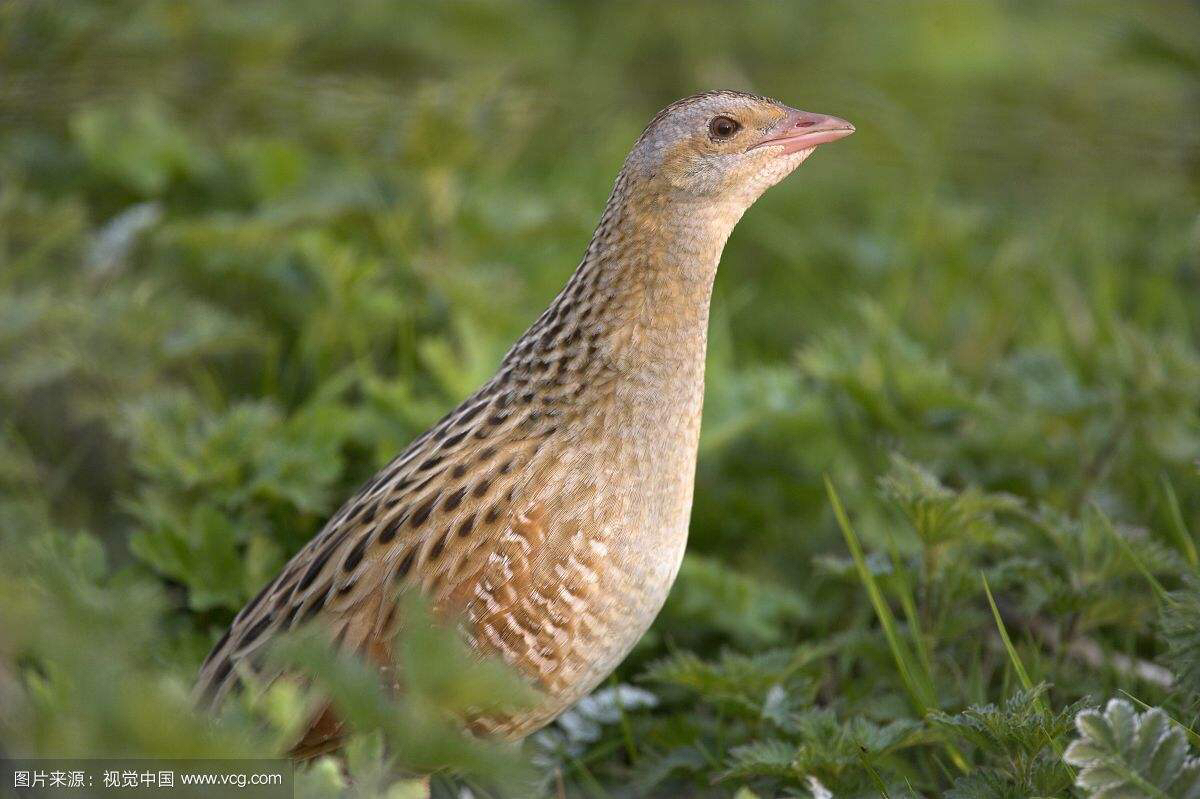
<box><xmin>1064</xmin><ymin>699</ymin><xmax>1200</xmax><ymax>798</ymax></box>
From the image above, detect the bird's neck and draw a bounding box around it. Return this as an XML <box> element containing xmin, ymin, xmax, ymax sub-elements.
<box><xmin>559</xmin><ymin>183</ymin><xmax>745</xmax><ymax>375</ymax></box>
<box><xmin>494</xmin><ymin>181</ymin><xmax>747</xmax><ymax>424</ymax></box>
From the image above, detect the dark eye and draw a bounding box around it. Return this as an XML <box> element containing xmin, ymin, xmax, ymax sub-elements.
<box><xmin>709</xmin><ymin>115</ymin><xmax>741</xmax><ymax>140</ymax></box>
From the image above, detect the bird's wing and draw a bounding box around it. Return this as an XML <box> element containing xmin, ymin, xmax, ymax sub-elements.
<box><xmin>192</xmin><ymin>379</ymin><xmax>563</xmax><ymax>732</ymax></box>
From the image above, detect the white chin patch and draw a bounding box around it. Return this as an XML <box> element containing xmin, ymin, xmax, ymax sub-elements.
<box><xmin>753</xmin><ymin>146</ymin><xmax>817</xmax><ymax>193</ymax></box>
<box><xmin>728</xmin><ymin>146</ymin><xmax>821</xmax><ymax>208</ymax></box>
<box><xmin>782</xmin><ymin>146</ymin><xmax>817</xmax><ymax>167</ymax></box>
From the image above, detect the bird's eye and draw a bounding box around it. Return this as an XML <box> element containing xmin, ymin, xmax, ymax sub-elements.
<box><xmin>709</xmin><ymin>115</ymin><xmax>741</xmax><ymax>140</ymax></box>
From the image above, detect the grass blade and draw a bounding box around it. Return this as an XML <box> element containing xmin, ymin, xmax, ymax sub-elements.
<box><xmin>825</xmin><ymin>476</ymin><xmax>935</xmax><ymax>713</ymax></box>
<box><xmin>826</xmin><ymin>478</ymin><xmax>971</xmax><ymax>769</ymax></box>
<box><xmin>1160</xmin><ymin>473</ymin><xmax>1198</xmax><ymax>571</ymax></box>
<box><xmin>1092</xmin><ymin>503</ymin><xmax>1169</xmax><ymax>605</ymax></box>
<box><xmin>981</xmin><ymin>573</ymin><xmax>1039</xmax><ymax>701</ymax></box>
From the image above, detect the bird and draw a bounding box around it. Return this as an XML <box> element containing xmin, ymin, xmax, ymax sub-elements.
<box><xmin>194</xmin><ymin>90</ymin><xmax>854</xmax><ymax>758</ymax></box>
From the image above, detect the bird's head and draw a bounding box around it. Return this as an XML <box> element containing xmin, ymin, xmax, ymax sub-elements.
<box><xmin>622</xmin><ymin>90</ymin><xmax>854</xmax><ymax>209</ymax></box>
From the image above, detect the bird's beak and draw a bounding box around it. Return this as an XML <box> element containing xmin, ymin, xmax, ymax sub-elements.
<box><xmin>748</xmin><ymin>109</ymin><xmax>855</xmax><ymax>155</ymax></box>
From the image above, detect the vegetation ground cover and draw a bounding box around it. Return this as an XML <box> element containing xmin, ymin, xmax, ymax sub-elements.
<box><xmin>2</xmin><ymin>2</ymin><xmax>1199</xmax><ymax>796</ymax></box>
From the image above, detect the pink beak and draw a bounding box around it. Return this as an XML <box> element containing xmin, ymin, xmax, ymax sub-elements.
<box><xmin>749</xmin><ymin>109</ymin><xmax>855</xmax><ymax>155</ymax></box>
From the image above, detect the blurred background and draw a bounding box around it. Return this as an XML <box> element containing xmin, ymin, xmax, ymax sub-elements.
<box><xmin>1</xmin><ymin>1</ymin><xmax>1199</xmax><ymax>797</ymax></box>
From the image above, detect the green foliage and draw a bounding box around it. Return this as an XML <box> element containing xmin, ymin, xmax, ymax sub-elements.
<box><xmin>879</xmin><ymin>454</ymin><xmax>1023</xmax><ymax>549</ymax></box>
<box><xmin>643</xmin><ymin>649</ymin><xmax>815</xmax><ymax>720</ymax></box>
<box><xmin>122</xmin><ymin>391</ymin><xmax>347</xmax><ymax>610</ymax></box>
<box><xmin>0</xmin><ymin>526</ymin><xmax>269</xmax><ymax>758</ymax></box>
<box><xmin>656</xmin><ymin>554</ymin><xmax>813</xmax><ymax>649</ymax></box>
<box><xmin>2</xmin><ymin>0</ymin><xmax>1199</xmax><ymax>796</ymax></box>
<box><xmin>1162</xmin><ymin>584</ymin><xmax>1200</xmax><ymax>702</ymax></box>
<box><xmin>1064</xmin><ymin>699</ymin><xmax>1200</xmax><ymax>799</ymax></box>
<box><xmin>724</xmin><ymin>712</ymin><xmax>924</xmax><ymax>788</ymax></box>
<box><xmin>931</xmin><ymin>685</ymin><xmax>1082</xmax><ymax>796</ymax></box>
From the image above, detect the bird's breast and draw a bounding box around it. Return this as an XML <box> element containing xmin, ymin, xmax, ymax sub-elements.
<box><xmin>462</xmin><ymin>367</ymin><xmax>702</xmax><ymax>736</ymax></box>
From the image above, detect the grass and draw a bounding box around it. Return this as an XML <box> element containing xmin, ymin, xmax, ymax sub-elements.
<box><xmin>2</xmin><ymin>0</ymin><xmax>1200</xmax><ymax>796</ymax></box>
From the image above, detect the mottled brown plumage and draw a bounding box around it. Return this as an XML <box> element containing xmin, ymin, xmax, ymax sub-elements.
<box><xmin>194</xmin><ymin>90</ymin><xmax>853</xmax><ymax>756</ymax></box>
